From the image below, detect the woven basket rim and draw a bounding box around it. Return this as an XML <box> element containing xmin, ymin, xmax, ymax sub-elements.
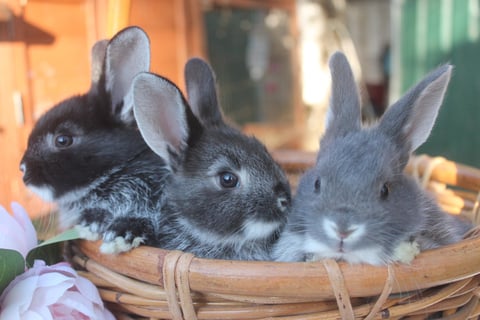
<box><xmin>75</xmin><ymin>229</ymin><xmax>480</xmax><ymax>301</ymax></box>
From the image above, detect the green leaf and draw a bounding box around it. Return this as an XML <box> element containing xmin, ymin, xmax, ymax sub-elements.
<box><xmin>37</xmin><ymin>228</ymin><xmax>80</xmax><ymax>247</ymax></box>
<box><xmin>26</xmin><ymin>228</ymin><xmax>80</xmax><ymax>268</ymax></box>
<box><xmin>0</xmin><ymin>249</ymin><xmax>25</xmax><ymax>293</ymax></box>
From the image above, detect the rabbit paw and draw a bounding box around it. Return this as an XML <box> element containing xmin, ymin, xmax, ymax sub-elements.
<box><xmin>76</xmin><ymin>208</ymin><xmax>113</xmax><ymax>240</ymax></box>
<box><xmin>99</xmin><ymin>217</ymin><xmax>155</xmax><ymax>254</ymax></box>
<box><xmin>392</xmin><ymin>240</ymin><xmax>420</xmax><ymax>264</ymax></box>
<box><xmin>75</xmin><ymin>225</ymin><xmax>102</xmax><ymax>241</ymax></box>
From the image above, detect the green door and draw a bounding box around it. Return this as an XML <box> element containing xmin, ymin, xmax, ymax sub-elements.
<box><xmin>391</xmin><ymin>0</ymin><xmax>480</xmax><ymax>166</ymax></box>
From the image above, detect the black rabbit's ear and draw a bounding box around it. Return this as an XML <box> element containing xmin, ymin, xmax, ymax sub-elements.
<box><xmin>324</xmin><ymin>51</ymin><xmax>362</xmax><ymax>141</ymax></box>
<box><xmin>90</xmin><ymin>39</ymin><xmax>108</xmax><ymax>91</ymax></box>
<box><xmin>133</xmin><ymin>72</ymin><xmax>189</xmax><ymax>166</ymax></box>
<box><xmin>104</xmin><ymin>26</ymin><xmax>150</xmax><ymax>123</ymax></box>
<box><xmin>184</xmin><ymin>57</ymin><xmax>224</xmax><ymax>127</ymax></box>
<box><xmin>379</xmin><ymin>64</ymin><xmax>452</xmax><ymax>155</ymax></box>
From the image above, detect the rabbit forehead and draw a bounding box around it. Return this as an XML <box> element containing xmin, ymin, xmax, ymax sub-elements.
<box><xmin>317</xmin><ymin>131</ymin><xmax>397</xmax><ymax>186</ymax></box>
<box><xmin>30</xmin><ymin>94</ymin><xmax>117</xmax><ymax>140</ymax></box>
<box><xmin>185</xmin><ymin>128</ymin><xmax>285</xmax><ymax>179</ymax></box>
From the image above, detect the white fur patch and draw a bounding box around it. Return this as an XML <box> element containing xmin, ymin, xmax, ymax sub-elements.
<box><xmin>27</xmin><ymin>185</ymin><xmax>55</xmax><ymax>202</ymax></box>
<box><xmin>392</xmin><ymin>240</ymin><xmax>420</xmax><ymax>264</ymax></box>
<box><xmin>177</xmin><ymin>216</ymin><xmax>278</xmax><ymax>249</ymax></box>
<box><xmin>75</xmin><ymin>225</ymin><xmax>101</xmax><ymax>241</ymax></box>
<box><xmin>322</xmin><ymin>218</ymin><xmax>365</xmax><ymax>243</ymax></box>
<box><xmin>100</xmin><ymin>236</ymin><xmax>145</xmax><ymax>254</ymax></box>
<box><xmin>242</xmin><ymin>220</ymin><xmax>281</xmax><ymax>240</ymax></box>
<box><xmin>304</xmin><ymin>235</ymin><xmax>385</xmax><ymax>265</ymax></box>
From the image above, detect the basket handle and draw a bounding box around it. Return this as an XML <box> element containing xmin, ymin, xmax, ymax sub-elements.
<box><xmin>163</xmin><ymin>250</ymin><xmax>196</xmax><ymax>320</ymax></box>
<box><xmin>323</xmin><ymin>259</ymin><xmax>355</xmax><ymax>319</ymax></box>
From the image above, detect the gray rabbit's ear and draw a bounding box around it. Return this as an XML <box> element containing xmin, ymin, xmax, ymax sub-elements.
<box><xmin>379</xmin><ymin>64</ymin><xmax>452</xmax><ymax>154</ymax></box>
<box><xmin>105</xmin><ymin>26</ymin><xmax>150</xmax><ymax>123</ymax></box>
<box><xmin>90</xmin><ymin>39</ymin><xmax>108</xmax><ymax>89</ymax></box>
<box><xmin>324</xmin><ymin>51</ymin><xmax>362</xmax><ymax>137</ymax></box>
<box><xmin>184</xmin><ymin>57</ymin><xmax>224</xmax><ymax>127</ymax></box>
<box><xmin>133</xmin><ymin>72</ymin><xmax>188</xmax><ymax>163</ymax></box>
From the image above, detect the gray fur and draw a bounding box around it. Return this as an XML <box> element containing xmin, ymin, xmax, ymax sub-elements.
<box><xmin>273</xmin><ymin>51</ymin><xmax>472</xmax><ymax>265</ymax></box>
<box><xmin>133</xmin><ymin>58</ymin><xmax>291</xmax><ymax>260</ymax></box>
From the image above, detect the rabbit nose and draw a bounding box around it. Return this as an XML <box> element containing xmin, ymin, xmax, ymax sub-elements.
<box><xmin>277</xmin><ymin>197</ymin><xmax>289</xmax><ymax>211</ymax></box>
<box><xmin>20</xmin><ymin>163</ymin><xmax>26</xmax><ymax>174</ymax></box>
<box><xmin>337</xmin><ymin>227</ymin><xmax>357</xmax><ymax>239</ymax></box>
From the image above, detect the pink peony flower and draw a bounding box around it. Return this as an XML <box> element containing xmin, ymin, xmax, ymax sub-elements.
<box><xmin>0</xmin><ymin>260</ymin><xmax>115</xmax><ymax>320</ymax></box>
<box><xmin>0</xmin><ymin>202</ymin><xmax>37</xmax><ymax>258</ymax></box>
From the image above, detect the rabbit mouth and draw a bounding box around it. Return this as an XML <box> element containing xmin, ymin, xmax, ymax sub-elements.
<box><xmin>305</xmin><ymin>236</ymin><xmax>385</xmax><ymax>264</ymax></box>
<box><xmin>25</xmin><ymin>184</ymin><xmax>55</xmax><ymax>202</ymax></box>
<box><xmin>337</xmin><ymin>241</ymin><xmax>346</xmax><ymax>253</ymax></box>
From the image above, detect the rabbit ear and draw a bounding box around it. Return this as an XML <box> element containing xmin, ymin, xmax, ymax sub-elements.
<box><xmin>379</xmin><ymin>64</ymin><xmax>452</xmax><ymax>154</ymax></box>
<box><xmin>133</xmin><ymin>72</ymin><xmax>189</xmax><ymax>163</ymax></box>
<box><xmin>104</xmin><ymin>26</ymin><xmax>150</xmax><ymax>123</ymax></box>
<box><xmin>90</xmin><ymin>39</ymin><xmax>108</xmax><ymax>90</ymax></box>
<box><xmin>324</xmin><ymin>52</ymin><xmax>362</xmax><ymax>138</ymax></box>
<box><xmin>184</xmin><ymin>58</ymin><xmax>224</xmax><ymax>127</ymax></box>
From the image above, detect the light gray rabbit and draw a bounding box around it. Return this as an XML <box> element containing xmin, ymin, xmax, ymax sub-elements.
<box><xmin>273</xmin><ymin>51</ymin><xmax>472</xmax><ymax>265</ymax></box>
<box><xmin>132</xmin><ymin>58</ymin><xmax>291</xmax><ymax>260</ymax></box>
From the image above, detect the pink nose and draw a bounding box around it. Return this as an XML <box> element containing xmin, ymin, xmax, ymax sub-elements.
<box><xmin>337</xmin><ymin>228</ymin><xmax>356</xmax><ymax>240</ymax></box>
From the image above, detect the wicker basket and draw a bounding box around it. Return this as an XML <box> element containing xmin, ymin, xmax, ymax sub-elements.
<box><xmin>69</xmin><ymin>151</ymin><xmax>480</xmax><ymax>320</ymax></box>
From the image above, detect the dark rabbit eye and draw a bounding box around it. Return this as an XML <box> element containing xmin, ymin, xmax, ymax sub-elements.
<box><xmin>380</xmin><ymin>183</ymin><xmax>390</xmax><ymax>199</ymax></box>
<box><xmin>54</xmin><ymin>134</ymin><xmax>73</xmax><ymax>148</ymax></box>
<box><xmin>314</xmin><ymin>178</ymin><xmax>321</xmax><ymax>193</ymax></box>
<box><xmin>219</xmin><ymin>172</ymin><xmax>239</xmax><ymax>188</ymax></box>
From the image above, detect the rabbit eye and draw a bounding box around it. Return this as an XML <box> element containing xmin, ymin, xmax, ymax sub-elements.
<box><xmin>54</xmin><ymin>134</ymin><xmax>73</xmax><ymax>148</ymax></box>
<box><xmin>314</xmin><ymin>178</ymin><xmax>321</xmax><ymax>193</ymax></box>
<box><xmin>219</xmin><ymin>172</ymin><xmax>239</xmax><ymax>188</ymax></box>
<box><xmin>380</xmin><ymin>183</ymin><xmax>389</xmax><ymax>199</ymax></box>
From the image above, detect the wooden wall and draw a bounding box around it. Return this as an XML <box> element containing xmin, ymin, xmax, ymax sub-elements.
<box><xmin>0</xmin><ymin>0</ymin><xmax>204</xmax><ymax>217</ymax></box>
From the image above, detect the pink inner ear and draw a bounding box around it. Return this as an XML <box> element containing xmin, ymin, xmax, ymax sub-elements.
<box><xmin>105</xmin><ymin>28</ymin><xmax>150</xmax><ymax>116</ymax></box>
<box><xmin>90</xmin><ymin>40</ymin><xmax>108</xmax><ymax>87</ymax></box>
<box><xmin>403</xmin><ymin>67</ymin><xmax>451</xmax><ymax>153</ymax></box>
<box><xmin>133</xmin><ymin>75</ymin><xmax>188</xmax><ymax>160</ymax></box>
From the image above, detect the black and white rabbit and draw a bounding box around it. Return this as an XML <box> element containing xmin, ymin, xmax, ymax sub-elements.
<box><xmin>273</xmin><ymin>51</ymin><xmax>472</xmax><ymax>265</ymax></box>
<box><xmin>132</xmin><ymin>58</ymin><xmax>291</xmax><ymax>260</ymax></box>
<box><xmin>20</xmin><ymin>26</ymin><xmax>168</xmax><ymax>254</ymax></box>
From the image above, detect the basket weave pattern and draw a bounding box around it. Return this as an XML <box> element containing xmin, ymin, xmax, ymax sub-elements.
<box><xmin>69</xmin><ymin>152</ymin><xmax>480</xmax><ymax>319</ymax></box>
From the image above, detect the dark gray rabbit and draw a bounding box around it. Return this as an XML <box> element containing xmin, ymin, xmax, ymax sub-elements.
<box><xmin>20</xmin><ymin>26</ymin><xmax>168</xmax><ymax>254</ymax></box>
<box><xmin>273</xmin><ymin>51</ymin><xmax>472</xmax><ymax>265</ymax></box>
<box><xmin>132</xmin><ymin>58</ymin><xmax>291</xmax><ymax>260</ymax></box>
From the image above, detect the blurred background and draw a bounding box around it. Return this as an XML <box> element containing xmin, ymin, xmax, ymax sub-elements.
<box><xmin>1</xmin><ymin>0</ymin><xmax>479</xmax><ymax>217</ymax></box>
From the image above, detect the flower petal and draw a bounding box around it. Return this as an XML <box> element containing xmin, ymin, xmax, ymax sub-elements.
<box><xmin>0</xmin><ymin>259</ymin><xmax>115</xmax><ymax>320</ymax></box>
<box><xmin>0</xmin><ymin>276</ymin><xmax>38</xmax><ymax>317</ymax></box>
<box><xmin>0</xmin><ymin>206</ymin><xmax>26</xmax><ymax>254</ymax></box>
<box><xmin>11</xmin><ymin>202</ymin><xmax>38</xmax><ymax>250</ymax></box>
<box><xmin>74</xmin><ymin>276</ymin><xmax>103</xmax><ymax>306</ymax></box>
<box><xmin>0</xmin><ymin>203</ymin><xmax>38</xmax><ymax>258</ymax></box>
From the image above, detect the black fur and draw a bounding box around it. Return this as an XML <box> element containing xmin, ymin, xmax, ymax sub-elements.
<box><xmin>20</xmin><ymin>26</ymin><xmax>165</xmax><ymax>253</ymax></box>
